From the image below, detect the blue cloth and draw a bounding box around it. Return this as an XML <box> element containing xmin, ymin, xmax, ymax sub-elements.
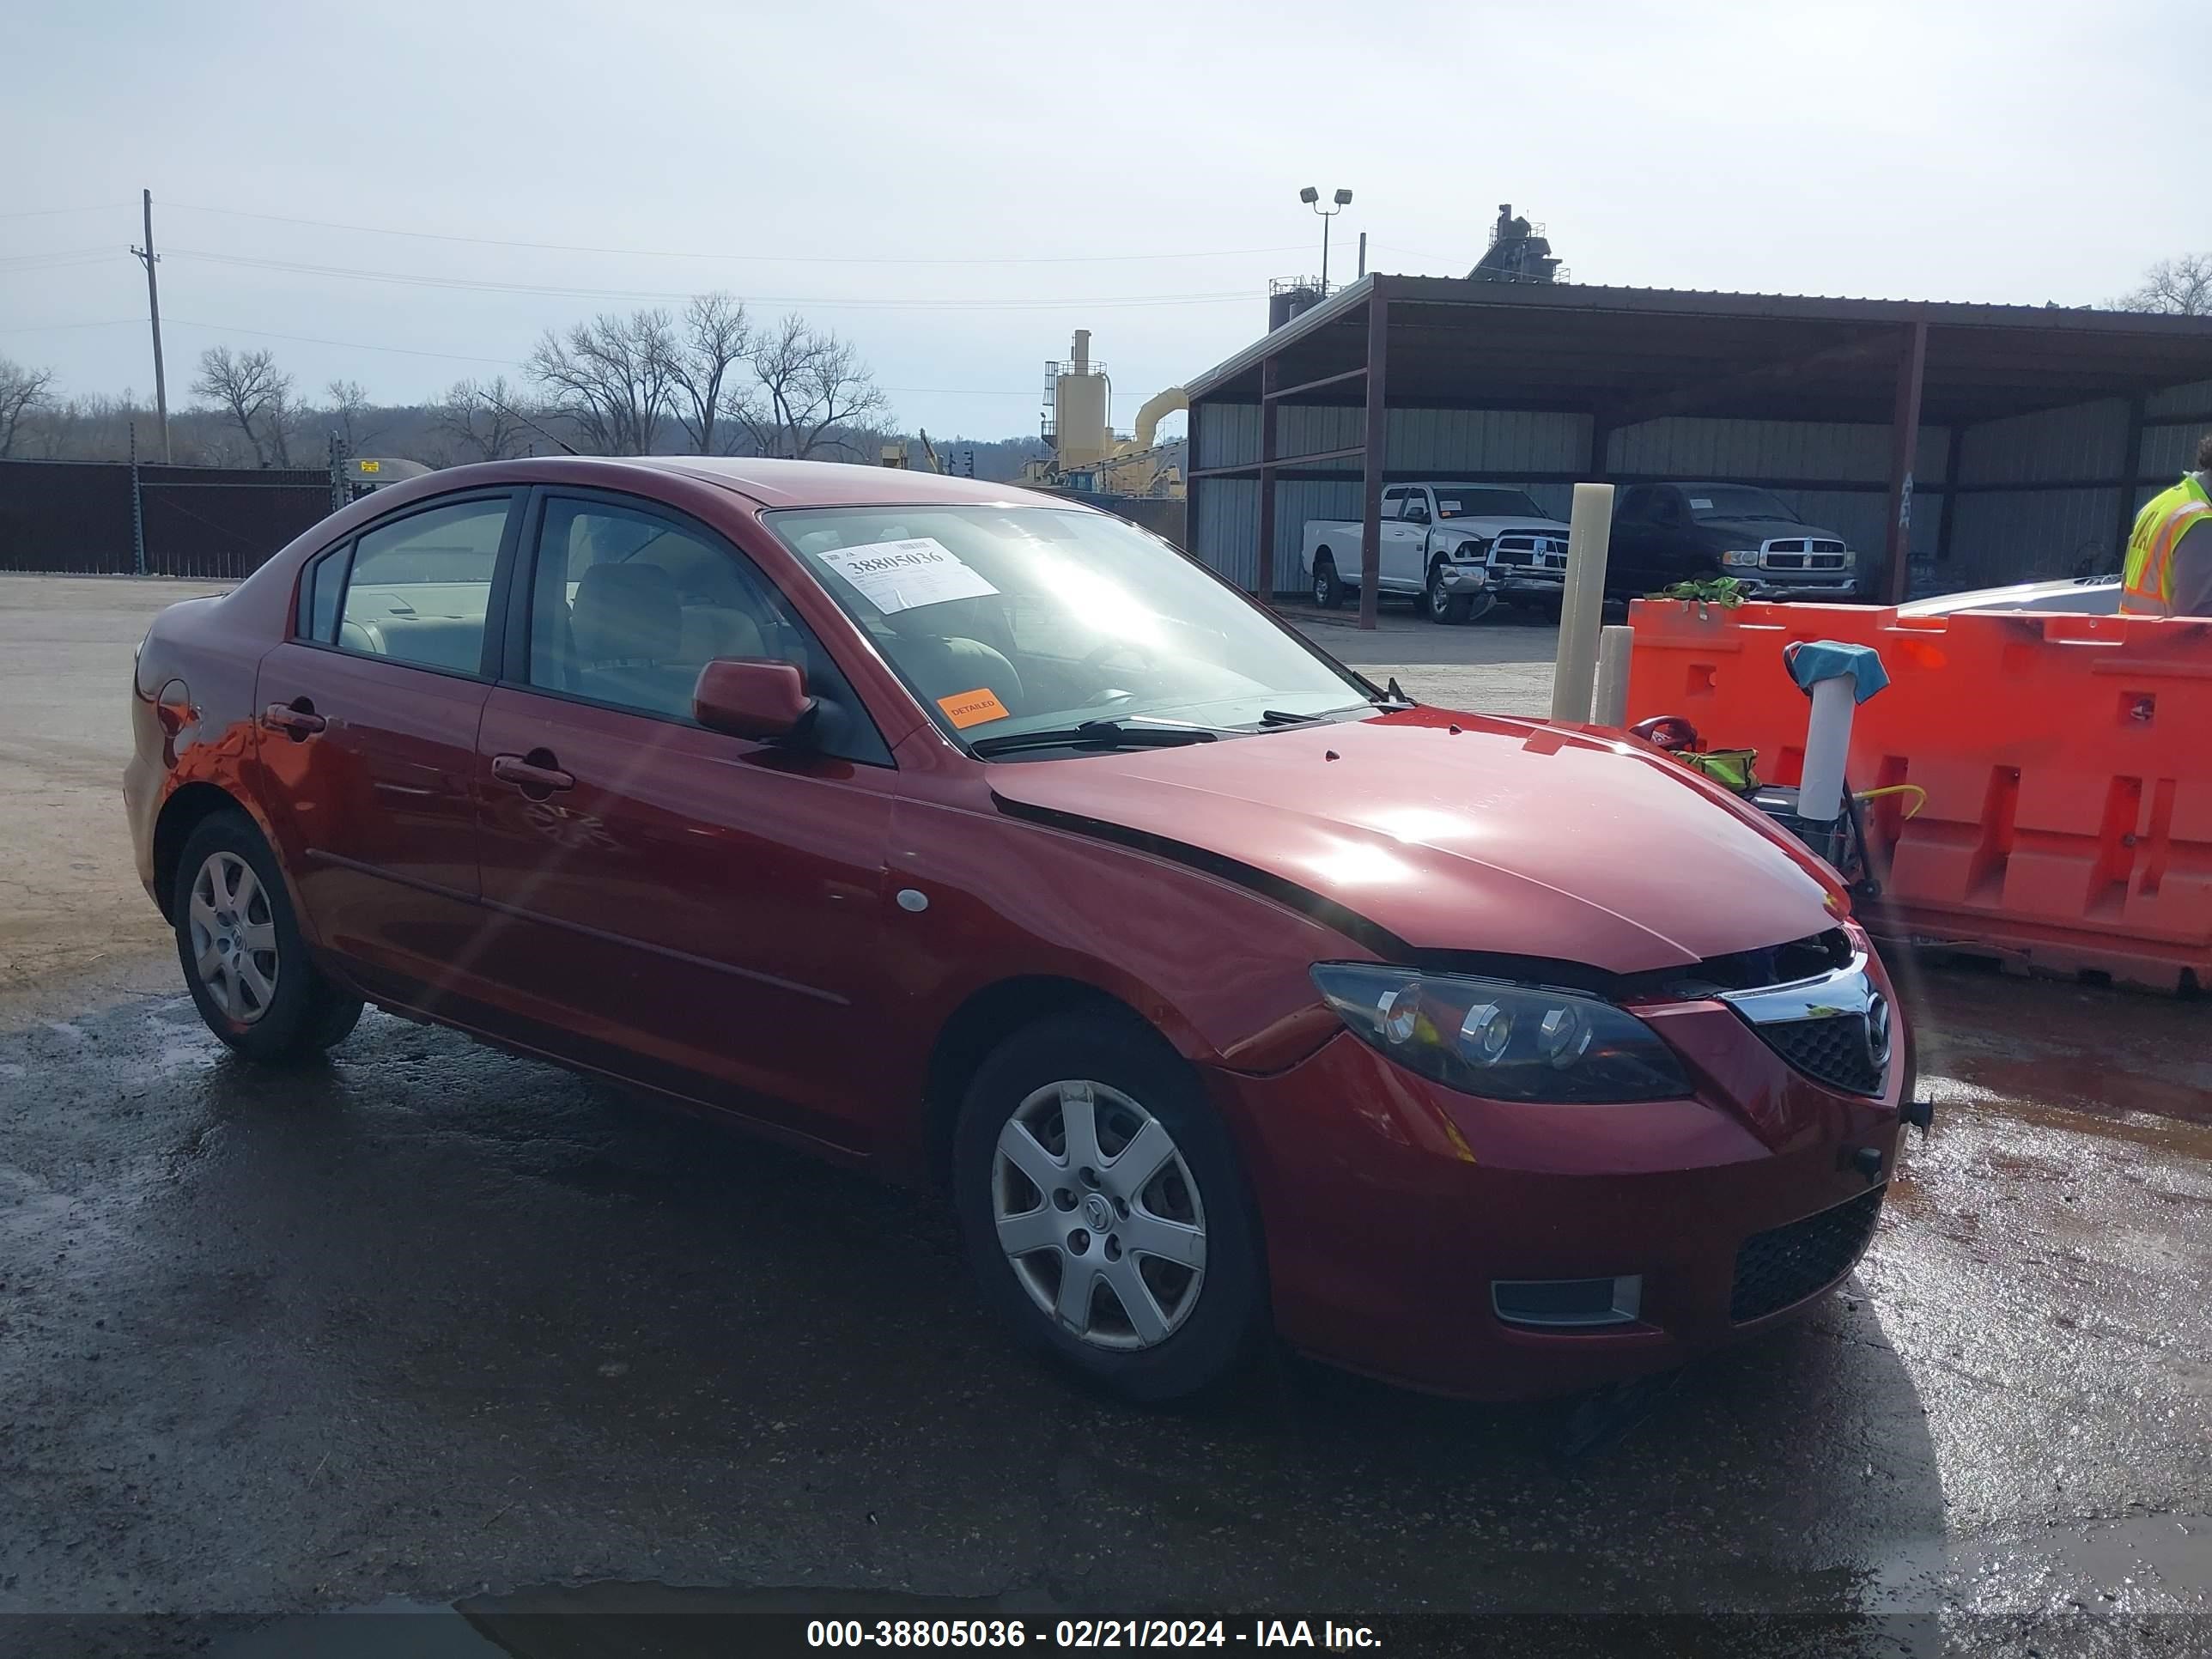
<box><xmin>1783</xmin><ymin>639</ymin><xmax>1888</xmax><ymax>703</ymax></box>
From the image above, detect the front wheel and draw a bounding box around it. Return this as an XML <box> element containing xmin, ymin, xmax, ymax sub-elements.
<box><xmin>954</xmin><ymin>1011</ymin><xmax>1267</xmax><ymax>1403</ymax></box>
<box><xmin>173</xmin><ymin>811</ymin><xmax>362</xmax><ymax>1063</ymax></box>
<box><xmin>1425</xmin><ymin>562</ymin><xmax>1474</xmax><ymax>624</ymax></box>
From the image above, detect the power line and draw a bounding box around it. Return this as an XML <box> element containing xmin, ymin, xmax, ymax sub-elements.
<box><xmin>0</xmin><ymin>204</ymin><xmax>129</xmax><ymax>220</ymax></box>
<box><xmin>161</xmin><ymin>316</ymin><xmax>517</xmax><ymax>365</ymax></box>
<box><xmin>0</xmin><ymin>318</ymin><xmax>142</xmax><ymax>334</ymax></box>
<box><xmin>162</xmin><ymin>247</ymin><xmax>1255</xmax><ymax>310</ymax></box>
<box><xmin>163</xmin><ymin>200</ymin><xmax>1303</xmax><ymax>268</ymax></box>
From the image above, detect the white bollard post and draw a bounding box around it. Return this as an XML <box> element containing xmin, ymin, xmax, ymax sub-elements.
<box><xmin>1797</xmin><ymin>675</ymin><xmax>1858</xmax><ymax>822</ymax></box>
<box><xmin>1550</xmin><ymin>483</ymin><xmax>1615</xmax><ymax>724</ymax></box>
<box><xmin>1589</xmin><ymin>624</ymin><xmax>1634</xmax><ymax>726</ymax></box>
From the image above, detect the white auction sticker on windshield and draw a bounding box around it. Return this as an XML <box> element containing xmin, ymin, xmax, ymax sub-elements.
<box><xmin>1689</xmin><ymin>497</ymin><xmax>1714</xmax><ymax>510</ymax></box>
<box><xmin>817</xmin><ymin>538</ymin><xmax>999</xmax><ymax>614</ymax></box>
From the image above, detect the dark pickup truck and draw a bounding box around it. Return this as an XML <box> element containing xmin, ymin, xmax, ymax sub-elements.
<box><xmin>1607</xmin><ymin>482</ymin><xmax>1863</xmax><ymax>600</ymax></box>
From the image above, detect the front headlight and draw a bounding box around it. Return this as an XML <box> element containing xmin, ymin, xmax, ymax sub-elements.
<box><xmin>1310</xmin><ymin>964</ymin><xmax>1690</xmax><ymax>1103</ymax></box>
<box><xmin>1450</xmin><ymin>538</ymin><xmax>1492</xmax><ymax>562</ymax></box>
<box><xmin>1719</xmin><ymin>550</ymin><xmax>1762</xmax><ymax>568</ymax></box>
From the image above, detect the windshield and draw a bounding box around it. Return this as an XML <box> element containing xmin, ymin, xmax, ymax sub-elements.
<box><xmin>767</xmin><ymin>504</ymin><xmax>1377</xmax><ymax>752</ymax></box>
<box><xmin>1685</xmin><ymin>485</ymin><xmax>1800</xmax><ymax>523</ymax></box>
<box><xmin>1431</xmin><ymin>487</ymin><xmax>1550</xmax><ymax>520</ymax></box>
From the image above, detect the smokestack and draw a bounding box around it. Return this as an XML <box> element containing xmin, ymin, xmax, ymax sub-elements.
<box><xmin>1073</xmin><ymin>330</ymin><xmax>1091</xmax><ymax>374</ymax></box>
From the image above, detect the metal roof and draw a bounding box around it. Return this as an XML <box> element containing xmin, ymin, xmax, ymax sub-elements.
<box><xmin>1187</xmin><ymin>275</ymin><xmax>2212</xmax><ymax>427</ymax></box>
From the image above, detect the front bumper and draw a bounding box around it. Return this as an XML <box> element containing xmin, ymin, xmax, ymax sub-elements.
<box><xmin>1435</xmin><ymin>563</ymin><xmax>1489</xmax><ymax>592</ymax></box>
<box><xmin>1486</xmin><ymin>567</ymin><xmax>1566</xmax><ymax>599</ymax></box>
<box><xmin>1206</xmin><ymin>988</ymin><xmax>1905</xmax><ymax>1400</ymax></box>
<box><xmin>1742</xmin><ymin>576</ymin><xmax>1861</xmax><ymax>601</ymax></box>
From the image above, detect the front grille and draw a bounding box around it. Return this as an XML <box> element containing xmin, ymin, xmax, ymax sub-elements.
<box><xmin>1759</xmin><ymin>1014</ymin><xmax>1886</xmax><ymax>1096</ymax></box>
<box><xmin>1731</xmin><ymin>1186</ymin><xmax>1885</xmax><ymax>1322</ymax></box>
<box><xmin>1768</xmin><ymin>553</ymin><xmax>1807</xmax><ymax>569</ymax></box>
<box><xmin>1492</xmin><ymin>549</ymin><xmax>1535</xmax><ymax>567</ymax></box>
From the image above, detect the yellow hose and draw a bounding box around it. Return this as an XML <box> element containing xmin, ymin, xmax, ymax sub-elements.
<box><xmin>1854</xmin><ymin>783</ymin><xmax>1928</xmax><ymax>819</ymax></box>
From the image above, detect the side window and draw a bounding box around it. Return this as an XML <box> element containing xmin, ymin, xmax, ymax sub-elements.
<box><xmin>1617</xmin><ymin>487</ymin><xmax>1656</xmax><ymax>521</ymax></box>
<box><xmin>1401</xmin><ymin>489</ymin><xmax>1431</xmax><ymax>526</ymax></box>
<box><xmin>1653</xmin><ymin>490</ymin><xmax>1686</xmax><ymax>526</ymax></box>
<box><xmin>1380</xmin><ymin>486</ymin><xmax>1407</xmax><ymax>520</ymax></box>
<box><xmin>334</xmin><ymin>496</ymin><xmax>512</xmax><ymax>676</ymax></box>
<box><xmin>298</xmin><ymin>542</ymin><xmax>353</xmax><ymax>643</ymax></box>
<box><xmin>526</xmin><ymin>496</ymin><xmax>889</xmax><ymax>763</ymax></box>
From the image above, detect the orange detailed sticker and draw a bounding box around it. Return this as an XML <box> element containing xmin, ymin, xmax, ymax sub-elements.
<box><xmin>937</xmin><ymin>687</ymin><xmax>1009</xmax><ymax>729</ymax></box>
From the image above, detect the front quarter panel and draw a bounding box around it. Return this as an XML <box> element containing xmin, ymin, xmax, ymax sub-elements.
<box><xmin>876</xmin><ymin>775</ymin><xmax>1367</xmax><ymax>1167</ymax></box>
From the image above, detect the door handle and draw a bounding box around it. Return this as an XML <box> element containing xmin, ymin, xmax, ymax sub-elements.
<box><xmin>260</xmin><ymin>700</ymin><xmax>326</xmax><ymax>738</ymax></box>
<box><xmin>492</xmin><ymin>752</ymin><xmax>575</xmax><ymax>793</ymax></box>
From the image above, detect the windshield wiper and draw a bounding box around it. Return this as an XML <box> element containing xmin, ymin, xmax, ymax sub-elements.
<box><xmin>1366</xmin><ymin>677</ymin><xmax>1416</xmax><ymax>709</ymax></box>
<box><xmin>969</xmin><ymin>719</ymin><xmax>1218</xmax><ymax>758</ymax></box>
<box><xmin>1260</xmin><ymin>708</ymin><xmax>1324</xmax><ymax>726</ymax></box>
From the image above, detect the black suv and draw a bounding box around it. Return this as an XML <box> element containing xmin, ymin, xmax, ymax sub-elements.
<box><xmin>1609</xmin><ymin>483</ymin><xmax>1863</xmax><ymax>600</ymax></box>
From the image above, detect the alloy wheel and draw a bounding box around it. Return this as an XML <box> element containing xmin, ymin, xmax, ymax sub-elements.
<box><xmin>187</xmin><ymin>851</ymin><xmax>279</xmax><ymax>1024</ymax></box>
<box><xmin>990</xmin><ymin>1079</ymin><xmax>1207</xmax><ymax>1350</ymax></box>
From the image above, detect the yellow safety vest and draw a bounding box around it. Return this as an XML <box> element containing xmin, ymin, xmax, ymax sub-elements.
<box><xmin>2122</xmin><ymin>473</ymin><xmax>2212</xmax><ymax>616</ymax></box>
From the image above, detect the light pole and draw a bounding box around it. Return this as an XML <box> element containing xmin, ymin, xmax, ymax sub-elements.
<box><xmin>1300</xmin><ymin>185</ymin><xmax>1353</xmax><ymax>295</ymax></box>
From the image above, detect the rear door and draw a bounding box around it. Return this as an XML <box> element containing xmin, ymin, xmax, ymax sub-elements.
<box><xmin>468</xmin><ymin>489</ymin><xmax>902</xmax><ymax>1146</ymax></box>
<box><xmin>257</xmin><ymin>490</ymin><xmax>520</xmax><ymax>1005</ymax></box>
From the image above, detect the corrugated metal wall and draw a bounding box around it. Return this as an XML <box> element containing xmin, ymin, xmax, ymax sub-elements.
<box><xmin>1608</xmin><ymin>417</ymin><xmax>1948</xmax><ymax>484</ymax></box>
<box><xmin>1948</xmin><ymin>489</ymin><xmax>2124</xmax><ymax>585</ymax></box>
<box><xmin>1191</xmin><ymin>380</ymin><xmax>2212</xmax><ymax>597</ymax></box>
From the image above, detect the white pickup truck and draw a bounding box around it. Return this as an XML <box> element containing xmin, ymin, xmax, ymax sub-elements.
<box><xmin>1301</xmin><ymin>483</ymin><xmax>1571</xmax><ymax>623</ymax></box>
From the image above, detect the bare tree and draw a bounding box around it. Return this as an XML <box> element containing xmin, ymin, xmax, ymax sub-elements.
<box><xmin>734</xmin><ymin>314</ymin><xmax>890</xmax><ymax>460</ymax></box>
<box><xmin>2114</xmin><ymin>252</ymin><xmax>2212</xmax><ymax>317</ymax></box>
<box><xmin>191</xmin><ymin>345</ymin><xmax>296</xmax><ymax>467</ymax></box>
<box><xmin>668</xmin><ymin>292</ymin><xmax>754</xmax><ymax>454</ymax></box>
<box><xmin>526</xmin><ymin>309</ymin><xmax>677</xmax><ymax>454</ymax></box>
<box><xmin>435</xmin><ymin>375</ymin><xmax>533</xmax><ymax>463</ymax></box>
<box><xmin>324</xmin><ymin>378</ymin><xmax>380</xmax><ymax>452</ymax></box>
<box><xmin>0</xmin><ymin>356</ymin><xmax>57</xmax><ymax>459</ymax></box>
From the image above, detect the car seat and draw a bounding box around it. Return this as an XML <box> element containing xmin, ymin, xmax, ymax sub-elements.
<box><xmin>570</xmin><ymin>563</ymin><xmax>697</xmax><ymax>716</ymax></box>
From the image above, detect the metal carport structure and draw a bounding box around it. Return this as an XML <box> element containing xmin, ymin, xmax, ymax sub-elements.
<box><xmin>1183</xmin><ymin>276</ymin><xmax>2212</xmax><ymax>626</ymax></box>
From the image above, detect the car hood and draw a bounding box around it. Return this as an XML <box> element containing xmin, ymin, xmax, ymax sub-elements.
<box><xmin>1696</xmin><ymin>516</ymin><xmax>1846</xmax><ymax>544</ymax></box>
<box><xmin>1437</xmin><ymin>515</ymin><xmax>1571</xmax><ymax>538</ymax></box>
<box><xmin>988</xmin><ymin>708</ymin><xmax>1844</xmax><ymax>976</ymax></box>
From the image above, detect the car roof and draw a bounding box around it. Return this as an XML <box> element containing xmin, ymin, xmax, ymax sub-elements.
<box><xmin>529</xmin><ymin>455</ymin><xmax>1063</xmax><ymax>511</ymax></box>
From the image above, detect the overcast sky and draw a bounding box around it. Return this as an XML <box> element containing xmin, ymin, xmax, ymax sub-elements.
<box><xmin>4</xmin><ymin>0</ymin><xmax>2201</xmax><ymax>444</ymax></box>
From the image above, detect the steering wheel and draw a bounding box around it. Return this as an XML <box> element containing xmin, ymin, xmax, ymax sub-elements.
<box><xmin>1076</xmin><ymin>639</ymin><xmax>1155</xmax><ymax>708</ymax></box>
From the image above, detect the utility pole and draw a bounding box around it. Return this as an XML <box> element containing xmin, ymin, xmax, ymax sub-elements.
<box><xmin>131</xmin><ymin>189</ymin><xmax>172</xmax><ymax>464</ymax></box>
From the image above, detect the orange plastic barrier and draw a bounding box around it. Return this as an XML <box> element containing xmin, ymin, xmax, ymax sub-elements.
<box><xmin>1623</xmin><ymin>599</ymin><xmax>2212</xmax><ymax>993</ymax></box>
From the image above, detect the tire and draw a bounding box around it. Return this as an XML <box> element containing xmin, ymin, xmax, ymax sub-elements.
<box><xmin>953</xmin><ymin>1010</ymin><xmax>1267</xmax><ymax>1404</ymax></box>
<box><xmin>1425</xmin><ymin>561</ymin><xmax>1474</xmax><ymax>625</ymax></box>
<box><xmin>173</xmin><ymin>811</ymin><xmax>362</xmax><ymax>1064</ymax></box>
<box><xmin>1310</xmin><ymin>554</ymin><xmax>1344</xmax><ymax>611</ymax></box>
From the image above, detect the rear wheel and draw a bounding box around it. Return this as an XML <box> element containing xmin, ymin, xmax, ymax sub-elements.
<box><xmin>173</xmin><ymin>811</ymin><xmax>362</xmax><ymax>1063</ymax></box>
<box><xmin>1311</xmin><ymin>554</ymin><xmax>1344</xmax><ymax>611</ymax></box>
<box><xmin>954</xmin><ymin>1011</ymin><xmax>1267</xmax><ymax>1403</ymax></box>
<box><xmin>1425</xmin><ymin>560</ymin><xmax>1474</xmax><ymax>625</ymax></box>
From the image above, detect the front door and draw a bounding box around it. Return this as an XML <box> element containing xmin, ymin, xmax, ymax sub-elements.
<box><xmin>469</xmin><ymin>489</ymin><xmax>902</xmax><ymax>1148</ymax></box>
<box><xmin>1383</xmin><ymin>488</ymin><xmax>1432</xmax><ymax>591</ymax></box>
<box><xmin>255</xmin><ymin>490</ymin><xmax>519</xmax><ymax>1007</ymax></box>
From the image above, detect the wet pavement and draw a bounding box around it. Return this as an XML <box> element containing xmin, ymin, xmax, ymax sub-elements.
<box><xmin>0</xmin><ymin>951</ymin><xmax>2207</xmax><ymax>1657</ymax></box>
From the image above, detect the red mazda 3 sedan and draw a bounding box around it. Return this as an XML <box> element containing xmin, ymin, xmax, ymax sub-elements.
<box><xmin>125</xmin><ymin>458</ymin><xmax>1908</xmax><ymax>1403</ymax></box>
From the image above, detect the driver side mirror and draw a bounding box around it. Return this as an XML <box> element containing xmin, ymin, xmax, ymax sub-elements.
<box><xmin>693</xmin><ymin>658</ymin><xmax>817</xmax><ymax>743</ymax></box>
